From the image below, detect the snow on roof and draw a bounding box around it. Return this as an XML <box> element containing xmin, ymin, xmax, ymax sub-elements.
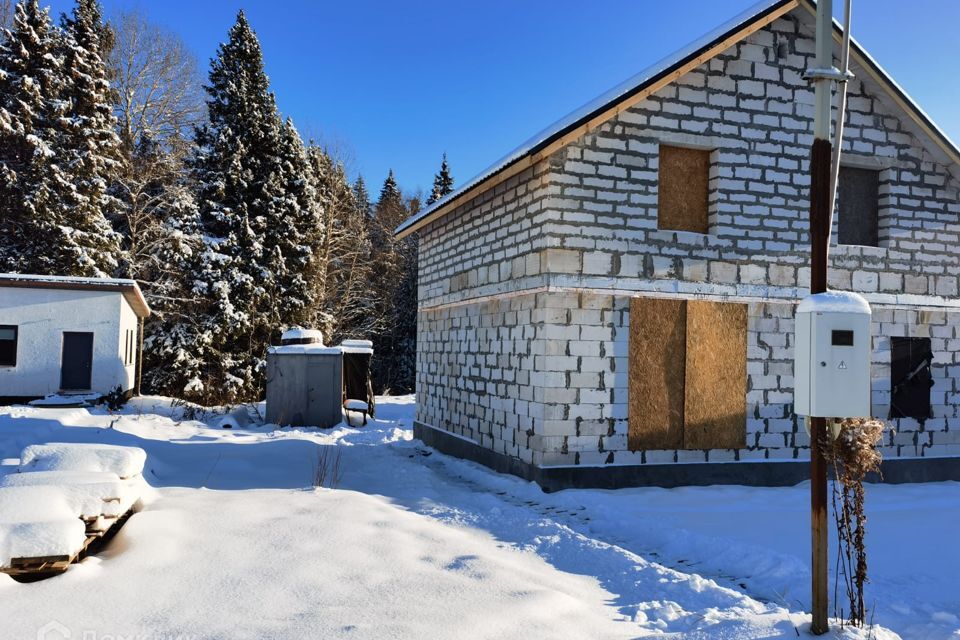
<box><xmin>0</xmin><ymin>273</ymin><xmax>151</xmax><ymax>318</ymax></box>
<box><xmin>797</xmin><ymin>290</ymin><xmax>871</xmax><ymax>315</ymax></box>
<box><xmin>281</xmin><ymin>328</ymin><xmax>323</xmax><ymax>343</ymax></box>
<box><xmin>340</xmin><ymin>339</ymin><xmax>373</xmax><ymax>354</ymax></box>
<box><xmin>395</xmin><ymin>0</ymin><xmax>960</xmax><ymax>239</ymax></box>
<box><xmin>268</xmin><ymin>344</ymin><xmax>342</xmax><ymax>355</ymax></box>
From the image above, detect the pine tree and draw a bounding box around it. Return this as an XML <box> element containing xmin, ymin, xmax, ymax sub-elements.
<box><xmin>426</xmin><ymin>153</ymin><xmax>454</xmax><ymax>205</ymax></box>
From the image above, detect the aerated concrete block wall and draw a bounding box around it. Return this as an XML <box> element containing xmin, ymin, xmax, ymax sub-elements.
<box><xmin>414</xmin><ymin>11</ymin><xmax>960</xmax><ymax>473</ymax></box>
<box><xmin>523</xmin><ymin>292</ymin><xmax>960</xmax><ymax>466</ymax></box>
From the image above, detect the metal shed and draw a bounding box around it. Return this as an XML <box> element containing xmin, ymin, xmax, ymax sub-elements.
<box><xmin>265</xmin><ymin>329</ymin><xmax>343</xmax><ymax>428</ymax></box>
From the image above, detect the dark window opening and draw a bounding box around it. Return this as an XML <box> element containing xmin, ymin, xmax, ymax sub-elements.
<box><xmin>0</xmin><ymin>325</ymin><xmax>17</xmax><ymax>367</ymax></box>
<box><xmin>890</xmin><ymin>336</ymin><xmax>933</xmax><ymax>420</ymax></box>
<box><xmin>832</xmin><ymin>330</ymin><xmax>854</xmax><ymax>346</ymax></box>
<box><xmin>838</xmin><ymin>166</ymin><xmax>880</xmax><ymax>247</ymax></box>
<box><xmin>658</xmin><ymin>145</ymin><xmax>711</xmax><ymax>234</ymax></box>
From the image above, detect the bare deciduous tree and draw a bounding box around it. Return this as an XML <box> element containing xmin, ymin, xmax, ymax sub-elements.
<box><xmin>108</xmin><ymin>9</ymin><xmax>204</xmax><ymax>152</ymax></box>
<box><xmin>0</xmin><ymin>0</ymin><xmax>12</xmax><ymax>29</ymax></box>
<box><xmin>105</xmin><ymin>10</ymin><xmax>204</xmax><ymax>283</ymax></box>
<box><xmin>308</xmin><ymin>145</ymin><xmax>378</xmax><ymax>343</ymax></box>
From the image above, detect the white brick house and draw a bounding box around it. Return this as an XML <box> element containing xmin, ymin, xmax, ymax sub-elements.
<box><xmin>396</xmin><ymin>0</ymin><xmax>960</xmax><ymax>490</ymax></box>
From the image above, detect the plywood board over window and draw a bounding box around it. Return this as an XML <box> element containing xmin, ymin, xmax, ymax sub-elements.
<box><xmin>683</xmin><ymin>300</ymin><xmax>748</xmax><ymax>449</ymax></box>
<box><xmin>838</xmin><ymin>166</ymin><xmax>879</xmax><ymax>247</ymax></box>
<box><xmin>628</xmin><ymin>297</ymin><xmax>747</xmax><ymax>451</ymax></box>
<box><xmin>629</xmin><ymin>297</ymin><xmax>686</xmax><ymax>450</ymax></box>
<box><xmin>658</xmin><ymin>145</ymin><xmax>710</xmax><ymax>234</ymax></box>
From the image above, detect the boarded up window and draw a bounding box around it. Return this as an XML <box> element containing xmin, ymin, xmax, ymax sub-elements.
<box><xmin>658</xmin><ymin>145</ymin><xmax>710</xmax><ymax>234</ymax></box>
<box><xmin>628</xmin><ymin>298</ymin><xmax>686</xmax><ymax>450</ymax></box>
<box><xmin>628</xmin><ymin>297</ymin><xmax>747</xmax><ymax>451</ymax></box>
<box><xmin>890</xmin><ymin>337</ymin><xmax>932</xmax><ymax>420</ymax></box>
<box><xmin>838</xmin><ymin>166</ymin><xmax>879</xmax><ymax>246</ymax></box>
<box><xmin>683</xmin><ymin>301</ymin><xmax>748</xmax><ymax>449</ymax></box>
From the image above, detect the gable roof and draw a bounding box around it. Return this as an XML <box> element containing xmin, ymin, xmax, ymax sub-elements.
<box><xmin>0</xmin><ymin>273</ymin><xmax>151</xmax><ymax>318</ymax></box>
<box><xmin>396</xmin><ymin>0</ymin><xmax>960</xmax><ymax>239</ymax></box>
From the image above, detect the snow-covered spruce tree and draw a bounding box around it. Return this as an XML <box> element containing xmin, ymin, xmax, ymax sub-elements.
<box><xmin>352</xmin><ymin>175</ymin><xmax>371</xmax><ymax>220</ymax></box>
<box><xmin>0</xmin><ymin>0</ymin><xmax>120</xmax><ymax>276</ymax></box>
<box><xmin>369</xmin><ymin>170</ymin><xmax>418</xmax><ymax>394</ymax></box>
<box><xmin>56</xmin><ymin>0</ymin><xmax>125</xmax><ymax>274</ymax></box>
<box><xmin>137</xmin><ymin>179</ymin><xmax>209</xmax><ymax>399</ymax></box>
<box><xmin>271</xmin><ymin>118</ymin><xmax>322</xmax><ymax>329</ymax></box>
<box><xmin>184</xmin><ymin>11</ymin><xmax>325</xmax><ymax>404</ymax></box>
<box><xmin>426</xmin><ymin>153</ymin><xmax>454</xmax><ymax>206</ymax></box>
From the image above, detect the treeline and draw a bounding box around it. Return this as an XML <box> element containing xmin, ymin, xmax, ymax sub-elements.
<box><xmin>0</xmin><ymin>0</ymin><xmax>455</xmax><ymax>403</ymax></box>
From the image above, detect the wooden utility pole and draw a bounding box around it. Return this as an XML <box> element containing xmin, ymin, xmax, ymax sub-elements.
<box><xmin>807</xmin><ymin>0</ymin><xmax>838</xmax><ymax>633</ymax></box>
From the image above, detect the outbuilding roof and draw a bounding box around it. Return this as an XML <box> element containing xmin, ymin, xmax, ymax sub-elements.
<box><xmin>395</xmin><ymin>0</ymin><xmax>960</xmax><ymax>239</ymax></box>
<box><xmin>0</xmin><ymin>273</ymin><xmax>151</xmax><ymax>318</ymax></box>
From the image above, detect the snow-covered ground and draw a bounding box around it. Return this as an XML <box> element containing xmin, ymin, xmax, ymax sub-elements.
<box><xmin>0</xmin><ymin>396</ymin><xmax>956</xmax><ymax>639</ymax></box>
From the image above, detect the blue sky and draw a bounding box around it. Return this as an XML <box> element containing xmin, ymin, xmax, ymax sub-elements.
<box><xmin>45</xmin><ymin>0</ymin><xmax>960</xmax><ymax>197</ymax></box>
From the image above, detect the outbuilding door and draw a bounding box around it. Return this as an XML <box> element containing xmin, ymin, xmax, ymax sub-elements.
<box><xmin>61</xmin><ymin>332</ymin><xmax>94</xmax><ymax>391</ymax></box>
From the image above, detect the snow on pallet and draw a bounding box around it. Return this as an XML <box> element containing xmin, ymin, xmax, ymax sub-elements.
<box><xmin>0</xmin><ymin>444</ymin><xmax>147</xmax><ymax>578</ymax></box>
<box><xmin>20</xmin><ymin>442</ymin><xmax>147</xmax><ymax>479</ymax></box>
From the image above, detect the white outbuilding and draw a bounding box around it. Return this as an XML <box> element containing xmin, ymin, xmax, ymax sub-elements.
<box><xmin>0</xmin><ymin>274</ymin><xmax>151</xmax><ymax>402</ymax></box>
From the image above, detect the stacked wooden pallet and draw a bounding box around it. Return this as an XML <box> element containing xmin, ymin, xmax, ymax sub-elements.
<box><xmin>0</xmin><ymin>443</ymin><xmax>147</xmax><ymax>579</ymax></box>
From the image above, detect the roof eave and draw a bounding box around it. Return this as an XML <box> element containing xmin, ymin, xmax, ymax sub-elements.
<box><xmin>397</xmin><ymin>0</ymin><xmax>960</xmax><ymax>239</ymax></box>
<box><xmin>0</xmin><ymin>278</ymin><xmax>151</xmax><ymax>319</ymax></box>
<box><xmin>394</xmin><ymin>0</ymin><xmax>798</xmax><ymax>239</ymax></box>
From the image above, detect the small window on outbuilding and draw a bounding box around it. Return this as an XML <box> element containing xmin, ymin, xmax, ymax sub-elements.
<box><xmin>0</xmin><ymin>325</ymin><xmax>17</xmax><ymax>367</ymax></box>
<box><xmin>658</xmin><ymin>145</ymin><xmax>710</xmax><ymax>234</ymax></box>
<box><xmin>838</xmin><ymin>166</ymin><xmax>879</xmax><ymax>247</ymax></box>
<box><xmin>124</xmin><ymin>329</ymin><xmax>135</xmax><ymax>366</ymax></box>
<box><xmin>890</xmin><ymin>336</ymin><xmax>933</xmax><ymax>420</ymax></box>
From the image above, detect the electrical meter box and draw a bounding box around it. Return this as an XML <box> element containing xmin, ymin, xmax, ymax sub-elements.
<box><xmin>794</xmin><ymin>291</ymin><xmax>872</xmax><ymax>418</ymax></box>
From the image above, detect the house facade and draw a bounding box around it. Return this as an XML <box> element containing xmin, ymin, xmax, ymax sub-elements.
<box><xmin>397</xmin><ymin>0</ymin><xmax>960</xmax><ymax>490</ymax></box>
<box><xmin>0</xmin><ymin>274</ymin><xmax>150</xmax><ymax>402</ymax></box>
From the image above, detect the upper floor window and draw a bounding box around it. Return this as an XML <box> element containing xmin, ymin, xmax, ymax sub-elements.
<box><xmin>658</xmin><ymin>144</ymin><xmax>710</xmax><ymax>234</ymax></box>
<box><xmin>838</xmin><ymin>165</ymin><xmax>879</xmax><ymax>247</ymax></box>
<box><xmin>0</xmin><ymin>325</ymin><xmax>17</xmax><ymax>367</ymax></box>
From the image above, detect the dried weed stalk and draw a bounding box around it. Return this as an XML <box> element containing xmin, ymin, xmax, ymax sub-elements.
<box><xmin>314</xmin><ymin>447</ymin><xmax>343</xmax><ymax>489</ymax></box>
<box><xmin>817</xmin><ymin>417</ymin><xmax>885</xmax><ymax>627</ymax></box>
